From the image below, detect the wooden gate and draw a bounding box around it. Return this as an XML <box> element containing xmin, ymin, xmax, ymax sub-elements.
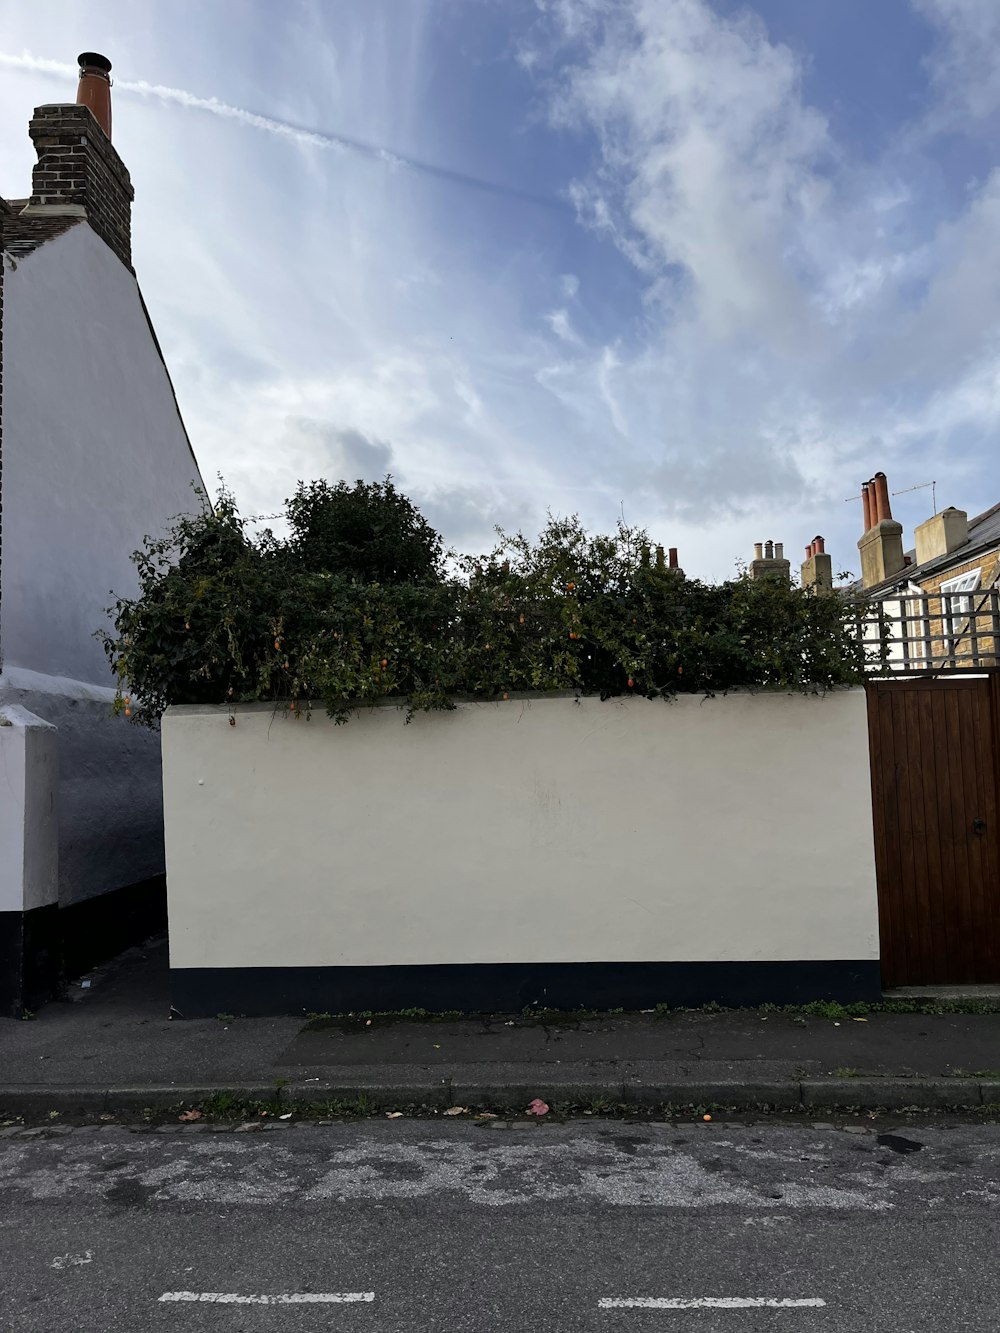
<box><xmin>867</xmin><ymin>675</ymin><xmax>1000</xmax><ymax>986</ymax></box>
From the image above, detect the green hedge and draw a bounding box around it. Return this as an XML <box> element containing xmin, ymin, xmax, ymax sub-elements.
<box><xmin>100</xmin><ymin>485</ymin><xmax>867</xmax><ymax>725</ymax></box>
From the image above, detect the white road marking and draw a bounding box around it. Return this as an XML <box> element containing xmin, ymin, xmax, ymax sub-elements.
<box><xmin>158</xmin><ymin>1292</ymin><xmax>374</xmax><ymax>1304</ymax></box>
<box><xmin>598</xmin><ymin>1297</ymin><xmax>826</xmax><ymax>1309</ymax></box>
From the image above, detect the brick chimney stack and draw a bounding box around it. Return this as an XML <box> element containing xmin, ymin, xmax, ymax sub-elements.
<box><xmin>749</xmin><ymin>540</ymin><xmax>791</xmax><ymax>583</ymax></box>
<box><xmin>801</xmin><ymin>535</ymin><xmax>833</xmax><ymax>594</ymax></box>
<box><xmin>20</xmin><ymin>52</ymin><xmax>133</xmax><ymax>269</ymax></box>
<box><xmin>857</xmin><ymin>471</ymin><xmax>905</xmax><ymax>588</ymax></box>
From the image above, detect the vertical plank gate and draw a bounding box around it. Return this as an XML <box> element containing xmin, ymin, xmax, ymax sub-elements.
<box><xmin>867</xmin><ymin>675</ymin><xmax>1000</xmax><ymax>987</ymax></box>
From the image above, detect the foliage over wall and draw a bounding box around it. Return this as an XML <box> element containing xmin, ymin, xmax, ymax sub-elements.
<box><xmin>101</xmin><ymin>480</ymin><xmax>867</xmax><ymax>725</ymax></box>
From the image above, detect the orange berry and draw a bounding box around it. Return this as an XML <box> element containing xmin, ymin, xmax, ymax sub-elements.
<box><xmin>274</xmin><ymin>639</ymin><xmax>281</xmax><ymax>650</ymax></box>
<box><xmin>569</xmin><ymin>632</ymin><xmax>578</xmax><ymax>640</ymax></box>
<box><xmin>124</xmin><ymin>707</ymin><xmax>132</xmax><ymax>717</ymax></box>
<box><xmin>381</xmin><ymin>658</ymin><xmax>388</xmax><ymax>668</ymax></box>
<box><xmin>567</xmin><ymin>581</ymin><xmax>575</xmax><ymax>590</ymax></box>
<box><xmin>627</xmin><ymin>677</ymin><xmax>634</xmax><ymax>688</ymax></box>
<box><xmin>678</xmin><ymin>666</ymin><xmax>683</xmax><ymax>675</ymax></box>
<box><xmin>502</xmin><ymin>692</ymin><xmax>509</xmax><ymax>700</ymax></box>
<box><xmin>703</xmin><ymin>1113</ymin><xmax>712</xmax><ymax>1122</ymax></box>
<box><xmin>519</xmin><ymin>614</ymin><xmax>524</xmax><ymax>624</ymax></box>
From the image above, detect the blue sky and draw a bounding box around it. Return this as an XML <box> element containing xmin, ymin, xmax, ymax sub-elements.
<box><xmin>2</xmin><ymin>0</ymin><xmax>999</xmax><ymax>580</ymax></box>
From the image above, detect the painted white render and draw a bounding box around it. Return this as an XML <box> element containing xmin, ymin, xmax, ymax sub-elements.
<box><xmin>0</xmin><ymin>706</ymin><xmax>58</xmax><ymax>915</ymax></box>
<box><xmin>163</xmin><ymin>691</ymin><xmax>880</xmax><ymax>971</ymax></box>
<box><xmin>1</xmin><ymin>223</ymin><xmax>201</xmax><ymax>683</ymax></box>
<box><xmin>0</xmin><ymin>221</ymin><xmax>203</xmax><ymax>904</ymax></box>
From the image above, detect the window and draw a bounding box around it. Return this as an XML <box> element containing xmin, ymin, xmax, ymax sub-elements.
<box><xmin>940</xmin><ymin>570</ymin><xmax>981</xmax><ymax>655</ymax></box>
<box><xmin>903</xmin><ymin>583</ymin><xmax>929</xmax><ymax>664</ymax></box>
<box><xmin>940</xmin><ymin>570</ymin><xmax>981</xmax><ymax>619</ymax></box>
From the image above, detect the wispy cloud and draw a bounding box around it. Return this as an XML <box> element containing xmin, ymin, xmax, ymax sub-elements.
<box><xmin>2</xmin><ymin>1</ymin><xmax>1000</xmax><ymax>582</ymax></box>
<box><xmin>0</xmin><ymin>49</ymin><xmax>563</xmax><ymax>208</ymax></box>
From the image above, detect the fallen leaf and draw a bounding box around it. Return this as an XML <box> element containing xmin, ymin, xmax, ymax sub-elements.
<box><xmin>432</xmin><ymin>1044</ymin><xmax>441</xmax><ymax>1049</ymax></box>
<box><xmin>527</xmin><ymin>1098</ymin><xmax>550</xmax><ymax>1117</ymax></box>
<box><xmin>444</xmin><ymin>1106</ymin><xmax>468</xmax><ymax>1116</ymax></box>
<box><xmin>279</xmin><ymin>1112</ymin><xmax>293</xmax><ymax>1120</ymax></box>
<box><xmin>852</xmin><ymin>1017</ymin><xmax>868</xmax><ymax>1023</ymax></box>
<box><xmin>385</xmin><ymin>1111</ymin><xmax>404</xmax><ymax>1119</ymax></box>
<box><xmin>178</xmin><ymin>1109</ymin><xmax>203</xmax><ymax>1122</ymax></box>
<box><xmin>476</xmin><ymin>1112</ymin><xmax>498</xmax><ymax>1119</ymax></box>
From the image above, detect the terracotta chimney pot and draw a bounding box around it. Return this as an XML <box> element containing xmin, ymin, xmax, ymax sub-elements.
<box><xmin>813</xmin><ymin>535</ymin><xmax>825</xmax><ymax>555</ymax></box>
<box><xmin>872</xmin><ymin>472</ymin><xmax>892</xmax><ymax>524</ymax></box>
<box><xmin>861</xmin><ymin>482</ymin><xmax>872</xmax><ymax>533</ymax></box>
<box><xmin>668</xmin><ymin>547</ymin><xmax>678</xmax><ymax>569</ymax></box>
<box><xmin>77</xmin><ymin>52</ymin><xmax>112</xmax><ymax>139</ymax></box>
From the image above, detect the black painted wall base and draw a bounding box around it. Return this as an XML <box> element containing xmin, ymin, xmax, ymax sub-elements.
<box><xmin>0</xmin><ymin>877</ymin><xmax>167</xmax><ymax>1017</ymax></box>
<box><xmin>0</xmin><ymin>904</ymin><xmax>61</xmax><ymax>1017</ymax></box>
<box><xmin>171</xmin><ymin>959</ymin><xmax>883</xmax><ymax>1018</ymax></box>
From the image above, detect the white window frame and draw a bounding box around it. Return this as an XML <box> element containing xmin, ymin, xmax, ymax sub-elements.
<box><xmin>940</xmin><ymin>569</ymin><xmax>981</xmax><ymax>652</ymax></box>
<box><xmin>902</xmin><ymin>581</ymin><xmax>929</xmax><ymax>665</ymax></box>
<box><xmin>944</xmin><ymin>567</ymin><xmax>981</xmax><ymax>618</ymax></box>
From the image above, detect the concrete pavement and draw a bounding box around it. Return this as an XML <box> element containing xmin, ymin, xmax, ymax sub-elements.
<box><xmin>4</xmin><ymin>937</ymin><xmax>1000</xmax><ymax>1116</ymax></box>
<box><xmin>2</xmin><ymin>1119</ymin><xmax>1000</xmax><ymax>1330</ymax></box>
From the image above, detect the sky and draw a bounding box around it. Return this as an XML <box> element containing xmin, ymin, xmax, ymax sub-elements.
<box><xmin>2</xmin><ymin>0</ymin><xmax>1000</xmax><ymax>582</ymax></box>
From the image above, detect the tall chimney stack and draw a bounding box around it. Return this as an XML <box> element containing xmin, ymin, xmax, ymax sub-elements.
<box><xmin>21</xmin><ymin>51</ymin><xmax>133</xmax><ymax>268</ymax></box>
<box><xmin>857</xmin><ymin>471</ymin><xmax>904</xmax><ymax>588</ymax></box>
<box><xmin>76</xmin><ymin>52</ymin><xmax>112</xmax><ymax>139</ymax></box>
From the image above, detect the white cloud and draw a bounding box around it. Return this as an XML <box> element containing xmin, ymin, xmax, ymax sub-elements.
<box><xmin>545</xmin><ymin>308</ymin><xmax>582</xmax><ymax>344</ymax></box>
<box><xmin>2</xmin><ymin>0</ymin><xmax>1000</xmax><ymax>585</ymax></box>
<box><xmin>913</xmin><ymin>0</ymin><xmax>1000</xmax><ymax>122</ymax></box>
<box><xmin>526</xmin><ymin>0</ymin><xmax>1000</xmax><ymax>568</ymax></box>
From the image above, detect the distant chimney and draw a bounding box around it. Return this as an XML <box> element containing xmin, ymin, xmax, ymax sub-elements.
<box><xmin>914</xmin><ymin>506</ymin><xmax>969</xmax><ymax>567</ymax></box>
<box><xmin>857</xmin><ymin>471</ymin><xmax>904</xmax><ymax>588</ymax></box>
<box><xmin>668</xmin><ymin>547</ymin><xmax>678</xmax><ymax>569</ymax></box>
<box><xmin>20</xmin><ymin>52</ymin><xmax>133</xmax><ymax>268</ymax></box>
<box><xmin>77</xmin><ymin>52</ymin><xmax>112</xmax><ymax>139</ymax></box>
<box><xmin>750</xmin><ymin>540</ymin><xmax>791</xmax><ymax>583</ymax></box>
<box><xmin>801</xmin><ymin>535</ymin><xmax>833</xmax><ymax>595</ymax></box>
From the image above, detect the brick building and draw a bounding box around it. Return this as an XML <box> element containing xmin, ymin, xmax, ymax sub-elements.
<box><xmin>848</xmin><ymin>472</ymin><xmax>999</xmax><ymax>669</ymax></box>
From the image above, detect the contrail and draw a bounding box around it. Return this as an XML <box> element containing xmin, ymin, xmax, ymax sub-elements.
<box><xmin>0</xmin><ymin>50</ymin><xmax>563</xmax><ymax>209</ymax></box>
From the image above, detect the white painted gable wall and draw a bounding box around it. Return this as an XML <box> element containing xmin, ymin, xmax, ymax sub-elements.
<box><xmin>1</xmin><ymin>222</ymin><xmax>204</xmax><ymax>905</ymax></box>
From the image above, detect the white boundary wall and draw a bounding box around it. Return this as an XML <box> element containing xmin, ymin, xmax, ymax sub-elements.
<box><xmin>163</xmin><ymin>691</ymin><xmax>879</xmax><ymax>974</ymax></box>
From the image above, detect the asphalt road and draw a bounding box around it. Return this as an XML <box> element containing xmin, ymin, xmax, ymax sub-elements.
<box><xmin>1</xmin><ymin>1118</ymin><xmax>998</xmax><ymax>1331</ymax></box>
